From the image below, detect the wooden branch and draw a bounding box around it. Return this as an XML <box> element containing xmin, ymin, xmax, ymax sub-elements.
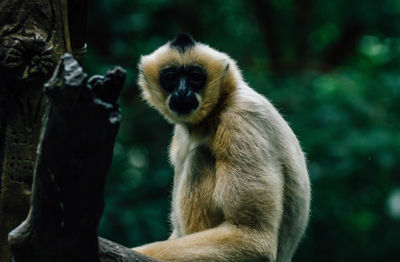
<box><xmin>0</xmin><ymin>87</ymin><xmax>4</xmax><ymax>199</ymax></box>
<box><xmin>1</xmin><ymin>1</ymin><xmax>161</xmax><ymax>261</ymax></box>
<box><xmin>0</xmin><ymin>1</ymin><xmax>67</xmax><ymax>260</ymax></box>
<box><xmin>7</xmin><ymin>54</ymin><xmax>161</xmax><ymax>262</ymax></box>
<box><xmin>99</xmin><ymin>238</ymin><xmax>161</xmax><ymax>262</ymax></box>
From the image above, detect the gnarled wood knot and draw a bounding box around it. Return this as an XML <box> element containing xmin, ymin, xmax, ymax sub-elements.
<box><xmin>0</xmin><ymin>31</ymin><xmax>56</xmax><ymax>80</ymax></box>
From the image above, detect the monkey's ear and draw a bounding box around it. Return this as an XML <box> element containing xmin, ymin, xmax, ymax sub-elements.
<box><xmin>224</xmin><ymin>63</ymin><xmax>230</xmax><ymax>73</ymax></box>
<box><xmin>170</xmin><ymin>33</ymin><xmax>196</xmax><ymax>52</ymax></box>
<box><xmin>220</xmin><ymin>61</ymin><xmax>231</xmax><ymax>84</ymax></box>
<box><xmin>221</xmin><ymin>60</ymin><xmax>230</xmax><ymax>76</ymax></box>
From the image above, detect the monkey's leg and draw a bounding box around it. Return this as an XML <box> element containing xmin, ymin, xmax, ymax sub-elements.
<box><xmin>133</xmin><ymin>223</ymin><xmax>275</xmax><ymax>262</ymax></box>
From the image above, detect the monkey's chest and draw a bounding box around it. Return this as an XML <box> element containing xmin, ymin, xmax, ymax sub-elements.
<box><xmin>173</xmin><ymin>145</ymin><xmax>224</xmax><ymax>235</ymax></box>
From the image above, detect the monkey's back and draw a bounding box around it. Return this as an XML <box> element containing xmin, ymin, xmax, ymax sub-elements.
<box><xmin>231</xmin><ymin>84</ymin><xmax>311</xmax><ymax>262</ymax></box>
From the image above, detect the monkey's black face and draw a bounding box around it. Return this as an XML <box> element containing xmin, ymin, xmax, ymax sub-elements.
<box><xmin>160</xmin><ymin>65</ymin><xmax>207</xmax><ymax>115</ymax></box>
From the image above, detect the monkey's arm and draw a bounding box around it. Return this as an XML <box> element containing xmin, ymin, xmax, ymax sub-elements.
<box><xmin>134</xmin><ymin>161</ymin><xmax>282</xmax><ymax>262</ymax></box>
<box><xmin>133</xmin><ymin>222</ymin><xmax>272</xmax><ymax>262</ymax></box>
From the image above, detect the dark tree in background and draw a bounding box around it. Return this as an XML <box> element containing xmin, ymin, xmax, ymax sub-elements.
<box><xmin>0</xmin><ymin>0</ymin><xmax>160</xmax><ymax>261</ymax></box>
<box><xmin>0</xmin><ymin>0</ymin><xmax>67</xmax><ymax>259</ymax></box>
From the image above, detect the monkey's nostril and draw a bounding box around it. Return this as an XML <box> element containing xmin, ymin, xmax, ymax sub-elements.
<box><xmin>176</xmin><ymin>88</ymin><xmax>188</xmax><ymax>96</ymax></box>
<box><xmin>169</xmin><ymin>95</ymin><xmax>199</xmax><ymax>115</ymax></box>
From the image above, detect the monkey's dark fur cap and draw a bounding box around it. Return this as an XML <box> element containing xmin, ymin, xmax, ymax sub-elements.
<box><xmin>170</xmin><ymin>33</ymin><xmax>196</xmax><ymax>52</ymax></box>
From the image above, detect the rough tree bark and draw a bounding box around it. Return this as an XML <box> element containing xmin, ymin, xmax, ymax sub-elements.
<box><xmin>8</xmin><ymin>54</ymin><xmax>160</xmax><ymax>262</ymax></box>
<box><xmin>0</xmin><ymin>0</ymin><xmax>66</xmax><ymax>260</ymax></box>
<box><xmin>0</xmin><ymin>1</ymin><xmax>161</xmax><ymax>261</ymax></box>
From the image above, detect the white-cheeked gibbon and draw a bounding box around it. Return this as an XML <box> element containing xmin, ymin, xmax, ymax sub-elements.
<box><xmin>134</xmin><ymin>34</ymin><xmax>310</xmax><ymax>262</ymax></box>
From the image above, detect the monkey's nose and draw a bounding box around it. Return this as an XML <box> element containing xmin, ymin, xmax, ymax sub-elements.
<box><xmin>176</xmin><ymin>79</ymin><xmax>188</xmax><ymax>96</ymax></box>
<box><xmin>169</xmin><ymin>93</ymin><xmax>199</xmax><ymax>115</ymax></box>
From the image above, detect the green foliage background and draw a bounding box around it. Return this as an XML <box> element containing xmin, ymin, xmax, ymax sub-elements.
<box><xmin>84</xmin><ymin>0</ymin><xmax>400</xmax><ymax>261</ymax></box>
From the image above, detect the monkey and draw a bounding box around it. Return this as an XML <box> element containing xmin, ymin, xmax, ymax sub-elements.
<box><xmin>133</xmin><ymin>33</ymin><xmax>311</xmax><ymax>262</ymax></box>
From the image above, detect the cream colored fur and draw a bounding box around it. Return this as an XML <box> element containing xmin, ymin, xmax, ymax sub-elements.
<box><xmin>134</xmin><ymin>40</ymin><xmax>311</xmax><ymax>262</ymax></box>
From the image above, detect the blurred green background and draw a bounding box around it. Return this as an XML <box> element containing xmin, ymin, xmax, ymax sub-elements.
<box><xmin>84</xmin><ymin>0</ymin><xmax>400</xmax><ymax>261</ymax></box>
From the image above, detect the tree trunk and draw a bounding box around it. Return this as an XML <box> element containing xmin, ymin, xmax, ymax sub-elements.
<box><xmin>0</xmin><ymin>1</ymin><xmax>161</xmax><ymax>261</ymax></box>
<box><xmin>8</xmin><ymin>53</ymin><xmax>160</xmax><ymax>262</ymax></box>
<box><xmin>0</xmin><ymin>0</ymin><xmax>68</xmax><ymax>260</ymax></box>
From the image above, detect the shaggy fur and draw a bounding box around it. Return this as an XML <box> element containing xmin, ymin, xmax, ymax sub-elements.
<box><xmin>134</xmin><ymin>37</ymin><xmax>311</xmax><ymax>262</ymax></box>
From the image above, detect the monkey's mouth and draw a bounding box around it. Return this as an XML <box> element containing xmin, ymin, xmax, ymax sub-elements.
<box><xmin>169</xmin><ymin>95</ymin><xmax>199</xmax><ymax>115</ymax></box>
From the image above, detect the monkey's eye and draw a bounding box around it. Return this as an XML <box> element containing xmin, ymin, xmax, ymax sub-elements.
<box><xmin>187</xmin><ymin>67</ymin><xmax>206</xmax><ymax>91</ymax></box>
<box><xmin>165</xmin><ymin>72</ymin><xmax>176</xmax><ymax>82</ymax></box>
<box><xmin>189</xmin><ymin>72</ymin><xmax>202</xmax><ymax>82</ymax></box>
<box><xmin>160</xmin><ymin>68</ymin><xmax>179</xmax><ymax>92</ymax></box>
